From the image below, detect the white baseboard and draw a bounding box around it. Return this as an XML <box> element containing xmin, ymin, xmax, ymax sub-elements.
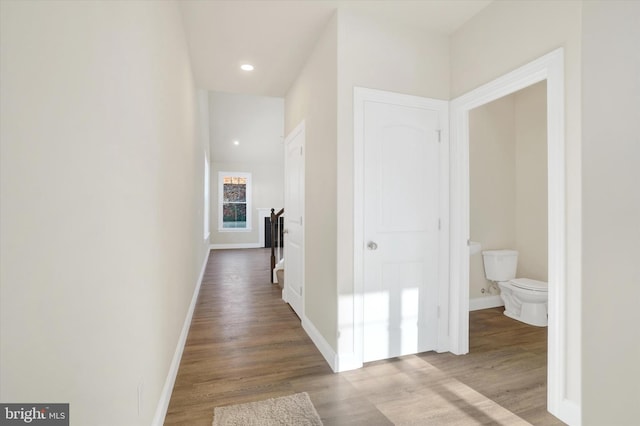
<box><xmin>554</xmin><ymin>398</ymin><xmax>581</xmax><ymax>426</ymax></box>
<box><xmin>301</xmin><ymin>316</ymin><xmax>338</xmax><ymax>372</ymax></box>
<box><xmin>152</xmin><ymin>249</ymin><xmax>210</xmax><ymax>426</ymax></box>
<box><xmin>469</xmin><ymin>295</ymin><xmax>504</xmax><ymax>311</ymax></box>
<box><xmin>210</xmin><ymin>243</ymin><xmax>262</xmax><ymax>250</ymax></box>
<box><xmin>335</xmin><ymin>353</ymin><xmax>362</xmax><ymax>373</ymax></box>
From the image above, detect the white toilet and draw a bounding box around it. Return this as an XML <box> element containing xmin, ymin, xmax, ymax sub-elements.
<box><xmin>482</xmin><ymin>249</ymin><xmax>548</xmax><ymax>327</ymax></box>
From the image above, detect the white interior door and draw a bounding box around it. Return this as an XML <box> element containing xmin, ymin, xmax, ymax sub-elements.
<box><xmin>363</xmin><ymin>99</ymin><xmax>443</xmax><ymax>363</ymax></box>
<box><xmin>284</xmin><ymin>122</ymin><xmax>305</xmax><ymax>319</ymax></box>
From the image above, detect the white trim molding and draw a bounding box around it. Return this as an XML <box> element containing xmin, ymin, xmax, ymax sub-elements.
<box><xmin>210</xmin><ymin>243</ymin><xmax>261</xmax><ymax>250</ymax></box>
<box><xmin>302</xmin><ymin>316</ymin><xmax>338</xmax><ymax>372</ymax></box>
<box><xmin>152</xmin><ymin>249</ymin><xmax>211</xmax><ymax>426</ymax></box>
<box><xmin>449</xmin><ymin>48</ymin><xmax>576</xmax><ymax>424</ymax></box>
<box><xmin>469</xmin><ymin>296</ymin><xmax>504</xmax><ymax>311</ymax></box>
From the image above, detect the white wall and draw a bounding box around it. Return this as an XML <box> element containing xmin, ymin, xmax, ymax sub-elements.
<box><xmin>469</xmin><ymin>82</ymin><xmax>547</xmax><ymax>298</ymax></box>
<box><xmin>582</xmin><ymin>1</ymin><xmax>640</xmax><ymax>424</ymax></box>
<box><xmin>285</xmin><ymin>13</ymin><xmax>338</xmax><ymax>349</ymax></box>
<box><xmin>208</xmin><ymin>92</ymin><xmax>284</xmax><ymax>246</ymax></box>
<box><xmin>335</xmin><ymin>9</ymin><xmax>450</xmax><ymax>364</ymax></box>
<box><xmin>451</xmin><ymin>0</ymin><xmax>582</xmax><ymax>409</ymax></box>
<box><xmin>199</xmin><ymin>90</ymin><xmax>211</xmax><ymax>161</ymax></box>
<box><xmin>0</xmin><ymin>2</ymin><xmax>209</xmax><ymax>425</ymax></box>
<box><xmin>514</xmin><ymin>82</ymin><xmax>548</xmax><ymax>281</ymax></box>
<box><xmin>286</xmin><ymin>8</ymin><xmax>451</xmax><ymax>362</ymax></box>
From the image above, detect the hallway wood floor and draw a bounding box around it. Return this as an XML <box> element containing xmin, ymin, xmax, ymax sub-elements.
<box><xmin>164</xmin><ymin>249</ymin><xmax>564</xmax><ymax>425</ymax></box>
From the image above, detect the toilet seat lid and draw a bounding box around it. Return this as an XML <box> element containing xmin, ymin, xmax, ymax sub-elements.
<box><xmin>510</xmin><ymin>278</ymin><xmax>548</xmax><ymax>291</ymax></box>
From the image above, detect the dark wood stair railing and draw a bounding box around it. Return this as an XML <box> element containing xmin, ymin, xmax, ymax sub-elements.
<box><xmin>270</xmin><ymin>208</ymin><xmax>284</xmax><ymax>283</ymax></box>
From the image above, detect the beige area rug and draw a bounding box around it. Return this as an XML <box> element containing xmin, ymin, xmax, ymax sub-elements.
<box><xmin>212</xmin><ymin>392</ymin><xmax>323</xmax><ymax>426</ymax></box>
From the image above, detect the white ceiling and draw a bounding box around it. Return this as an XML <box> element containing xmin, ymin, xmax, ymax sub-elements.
<box><xmin>209</xmin><ymin>92</ymin><xmax>284</xmax><ymax>164</ymax></box>
<box><xmin>179</xmin><ymin>0</ymin><xmax>493</xmax><ymax>97</ymax></box>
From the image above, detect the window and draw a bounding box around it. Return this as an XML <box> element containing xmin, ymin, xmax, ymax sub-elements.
<box><xmin>204</xmin><ymin>154</ymin><xmax>210</xmax><ymax>239</ymax></box>
<box><xmin>218</xmin><ymin>172</ymin><xmax>252</xmax><ymax>231</ymax></box>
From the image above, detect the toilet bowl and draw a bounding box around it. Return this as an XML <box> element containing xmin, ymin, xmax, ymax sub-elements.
<box><xmin>482</xmin><ymin>250</ymin><xmax>548</xmax><ymax>327</ymax></box>
<box><xmin>497</xmin><ymin>278</ymin><xmax>548</xmax><ymax>327</ymax></box>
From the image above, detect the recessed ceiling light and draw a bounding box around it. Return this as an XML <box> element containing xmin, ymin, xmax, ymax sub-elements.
<box><xmin>233</xmin><ymin>140</ymin><xmax>240</xmax><ymax>146</ymax></box>
<box><xmin>240</xmin><ymin>64</ymin><xmax>254</xmax><ymax>71</ymax></box>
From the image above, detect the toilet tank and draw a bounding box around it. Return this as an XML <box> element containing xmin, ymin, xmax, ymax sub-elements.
<box><xmin>482</xmin><ymin>250</ymin><xmax>518</xmax><ymax>281</ymax></box>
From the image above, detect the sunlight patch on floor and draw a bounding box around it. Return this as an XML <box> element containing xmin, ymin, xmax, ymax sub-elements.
<box><xmin>341</xmin><ymin>355</ymin><xmax>532</xmax><ymax>425</ymax></box>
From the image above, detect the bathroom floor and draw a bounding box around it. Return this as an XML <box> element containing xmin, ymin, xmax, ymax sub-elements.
<box><xmin>420</xmin><ymin>307</ymin><xmax>565</xmax><ymax>425</ymax></box>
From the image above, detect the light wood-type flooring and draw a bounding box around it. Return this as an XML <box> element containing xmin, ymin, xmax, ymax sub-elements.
<box><xmin>165</xmin><ymin>249</ymin><xmax>564</xmax><ymax>425</ymax></box>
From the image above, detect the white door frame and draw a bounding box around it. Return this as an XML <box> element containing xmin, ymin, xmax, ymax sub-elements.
<box><xmin>283</xmin><ymin>120</ymin><xmax>305</xmax><ymax>316</ymax></box>
<box><xmin>353</xmin><ymin>87</ymin><xmax>450</xmax><ymax>369</ymax></box>
<box><xmin>449</xmin><ymin>48</ymin><xmax>576</xmax><ymax>424</ymax></box>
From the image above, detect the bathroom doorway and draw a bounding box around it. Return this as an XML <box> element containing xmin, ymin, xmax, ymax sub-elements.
<box><xmin>448</xmin><ymin>49</ymin><xmax>574</xmax><ymax>423</ymax></box>
<box><xmin>468</xmin><ymin>81</ymin><xmax>548</xmax><ymax>310</ymax></box>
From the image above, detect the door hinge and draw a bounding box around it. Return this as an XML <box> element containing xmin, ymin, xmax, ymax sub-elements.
<box><xmin>438</xmin><ymin>219</ymin><xmax>441</xmax><ymax>230</ymax></box>
<box><xmin>437</xmin><ymin>306</ymin><xmax>441</xmax><ymax>318</ymax></box>
<box><xmin>436</xmin><ymin>130</ymin><xmax>442</xmax><ymax>142</ymax></box>
<box><xmin>300</xmin><ymin>216</ymin><xmax>303</xmax><ymax>225</ymax></box>
<box><xmin>300</xmin><ymin>146</ymin><xmax>303</xmax><ymax>155</ymax></box>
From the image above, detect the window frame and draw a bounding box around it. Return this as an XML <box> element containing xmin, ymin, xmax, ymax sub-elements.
<box><xmin>217</xmin><ymin>171</ymin><xmax>252</xmax><ymax>232</ymax></box>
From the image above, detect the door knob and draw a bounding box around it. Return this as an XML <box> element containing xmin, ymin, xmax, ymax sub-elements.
<box><xmin>367</xmin><ymin>241</ymin><xmax>378</xmax><ymax>250</ymax></box>
<box><xmin>283</xmin><ymin>229</ymin><xmax>289</xmax><ymax>234</ymax></box>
